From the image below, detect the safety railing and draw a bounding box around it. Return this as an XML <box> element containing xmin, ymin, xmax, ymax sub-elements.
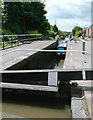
<box><xmin>0</xmin><ymin>34</ymin><xmax>42</xmax><ymax>50</ymax></box>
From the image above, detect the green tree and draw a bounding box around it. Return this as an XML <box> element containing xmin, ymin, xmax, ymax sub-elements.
<box><xmin>59</xmin><ymin>31</ymin><xmax>69</xmax><ymax>38</ymax></box>
<box><xmin>2</xmin><ymin>2</ymin><xmax>50</xmax><ymax>35</ymax></box>
<box><xmin>3</xmin><ymin>2</ymin><xmax>23</xmax><ymax>34</ymax></box>
<box><xmin>47</xmin><ymin>30</ymin><xmax>56</xmax><ymax>39</ymax></box>
<box><xmin>75</xmin><ymin>30</ymin><xmax>83</xmax><ymax>37</ymax></box>
<box><xmin>53</xmin><ymin>24</ymin><xmax>58</xmax><ymax>33</ymax></box>
<box><xmin>50</xmin><ymin>25</ymin><xmax>54</xmax><ymax>31</ymax></box>
<box><xmin>72</xmin><ymin>26</ymin><xmax>83</xmax><ymax>37</ymax></box>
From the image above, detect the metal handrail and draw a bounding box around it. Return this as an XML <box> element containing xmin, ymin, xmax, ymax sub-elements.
<box><xmin>0</xmin><ymin>34</ymin><xmax>42</xmax><ymax>50</ymax></box>
<box><xmin>0</xmin><ymin>68</ymin><xmax>92</xmax><ymax>73</ymax></box>
<box><xmin>0</xmin><ymin>34</ymin><xmax>42</xmax><ymax>37</ymax></box>
<box><xmin>1</xmin><ymin>49</ymin><xmax>88</xmax><ymax>56</ymax></box>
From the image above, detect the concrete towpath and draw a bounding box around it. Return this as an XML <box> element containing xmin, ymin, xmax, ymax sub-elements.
<box><xmin>65</xmin><ymin>40</ymin><xmax>92</xmax><ymax>119</ymax></box>
<box><xmin>71</xmin><ymin>80</ymin><xmax>93</xmax><ymax>119</ymax></box>
<box><xmin>0</xmin><ymin>40</ymin><xmax>56</xmax><ymax>70</ymax></box>
<box><xmin>63</xmin><ymin>41</ymin><xmax>91</xmax><ymax>69</ymax></box>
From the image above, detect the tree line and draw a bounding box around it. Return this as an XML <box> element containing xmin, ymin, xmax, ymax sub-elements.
<box><xmin>2</xmin><ymin>1</ymin><xmax>83</xmax><ymax>40</ymax></box>
<box><xmin>2</xmin><ymin>1</ymin><xmax>71</xmax><ymax>40</ymax></box>
<box><xmin>2</xmin><ymin>2</ymin><xmax>50</xmax><ymax>35</ymax></box>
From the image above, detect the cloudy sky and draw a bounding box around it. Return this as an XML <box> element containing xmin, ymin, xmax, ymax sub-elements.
<box><xmin>44</xmin><ymin>0</ymin><xmax>92</xmax><ymax>32</ymax></box>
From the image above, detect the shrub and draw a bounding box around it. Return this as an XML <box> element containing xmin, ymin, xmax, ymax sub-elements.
<box><xmin>28</xmin><ymin>30</ymin><xmax>39</xmax><ymax>34</ymax></box>
<box><xmin>49</xmin><ymin>37</ymin><xmax>54</xmax><ymax>40</ymax></box>
<box><xmin>47</xmin><ymin>30</ymin><xmax>56</xmax><ymax>39</ymax></box>
<box><xmin>60</xmin><ymin>36</ymin><xmax>64</xmax><ymax>39</ymax></box>
<box><xmin>2</xmin><ymin>28</ymin><xmax>13</xmax><ymax>41</ymax></box>
<box><xmin>28</xmin><ymin>30</ymin><xmax>43</xmax><ymax>40</ymax></box>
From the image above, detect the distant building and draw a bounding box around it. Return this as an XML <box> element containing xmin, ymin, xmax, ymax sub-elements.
<box><xmin>83</xmin><ymin>27</ymin><xmax>88</xmax><ymax>36</ymax></box>
<box><xmin>83</xmin><ymin>24</ymin><xmax>93</xmax><ymax>38</ymax></box>
<box><xmin>91</xmin><ymin>24</ymin><xmax>93</xmax><ymax>38</ymax></box>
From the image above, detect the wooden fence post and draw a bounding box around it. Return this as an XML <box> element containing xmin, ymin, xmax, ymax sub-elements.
<box><xmin>3</xmin><ymin>35</ymin><xmax>4</xmax><ymax>50</ymax></box>
<box><xmin>18</xmin><ymin>36</ymin><xmax>19</xmax><ymax>46</ymax></box>
<box><xmin>11</xmin><ymin>35</ymin><xmax>12</xmax><ymax>47</ymax></box>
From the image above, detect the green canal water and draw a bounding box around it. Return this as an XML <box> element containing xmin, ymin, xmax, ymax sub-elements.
<box><xmin>2</xmin><ymin>92</ymin><xmax>72</xmax><ymax>118</ymax></box>
<box><xmin>2</xmin><ymin>52</ymin><xmax>72</xmax><ymax>118</ymax></box>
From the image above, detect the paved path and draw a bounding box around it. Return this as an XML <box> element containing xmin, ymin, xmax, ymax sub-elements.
<box><xmin>63</xmin><ymin>41</ymin><xmax>91</xmax><ymax>69</ymax></box>
<box><xmin>0</xmin><ymin>40</ymin><xmax>56</xmax><ymax>70</ymax></box>
<box><xmin>65</xmin><ymin>40</ymin><xmax>92</xmax><ymax>119</ymax></box>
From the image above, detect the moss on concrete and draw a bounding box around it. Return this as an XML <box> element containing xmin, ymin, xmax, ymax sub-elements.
<box><xmin>82</xmin><ymin>98</ymin><xmax>90</xmax><ymax>118</ymax></box>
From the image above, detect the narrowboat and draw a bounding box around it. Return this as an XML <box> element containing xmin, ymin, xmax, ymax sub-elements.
<box><xmin>57</xmin><ymin>42</ymin><xmax>67</xmax><ymax>56</ymax></box>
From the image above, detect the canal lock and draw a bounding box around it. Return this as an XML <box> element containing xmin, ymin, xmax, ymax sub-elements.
<box><xmin>3</xmin><ymin>40</ymin><xmax>93</xmax><ymax>97</ymax></box>
<box><xmin>2</xmin><ymin>41</ymin><xmax>93</xmax><ymax>118</ymax></box>
<box><xmin>2</xmin><ymin>42</ymin><xmax>73</xmax><ymax>118</ymax></box>
<box><xmin>2</xmin><ymin>41</ymin><xmax>87</xmax><ymax>101</ymax></box>
<box><xmin>3</xmin><ymin>42</ymin><xmax>71</xmax><ymax>100</ymax></box>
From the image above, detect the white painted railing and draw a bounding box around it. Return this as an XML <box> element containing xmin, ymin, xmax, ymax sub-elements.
<box><xmin>2</xmin><ymin>49</ymin><xmax>88</xmax><ymax>56</ymax></box>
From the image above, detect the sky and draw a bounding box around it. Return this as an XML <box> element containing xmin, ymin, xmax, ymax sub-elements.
<box><xmin>44</xmin><ymin>0</ymin><xmax>92</xmax><ymax>32</ymax></box>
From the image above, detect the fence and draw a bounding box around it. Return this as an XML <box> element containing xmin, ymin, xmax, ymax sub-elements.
<box><xmin>0</xmin><ymin>34</ymin><xmax>42</xmax><ymax>50</ymax></box>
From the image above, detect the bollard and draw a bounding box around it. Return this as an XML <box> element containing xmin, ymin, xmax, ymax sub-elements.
<box><xmin>82</xmin><ymin>42</ymin><xmax>85</xmax><ymax>54</ymax></box>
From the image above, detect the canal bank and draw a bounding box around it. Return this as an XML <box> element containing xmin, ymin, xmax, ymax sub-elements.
<box><xmin>63</xmin><ymin>40</ymin><xmax>92</xmax><ymax>119</ymax></box>
<box><xmin>1</xmin><ymin>40</ymin><xmax>57</xmax><ymax>70</ymax></box>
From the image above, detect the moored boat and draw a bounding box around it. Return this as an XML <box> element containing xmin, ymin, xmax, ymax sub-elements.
<box><xmin>57</xmin><ymin>42</ymin><xmax>67</xmax><ymax>56</ymax></box>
